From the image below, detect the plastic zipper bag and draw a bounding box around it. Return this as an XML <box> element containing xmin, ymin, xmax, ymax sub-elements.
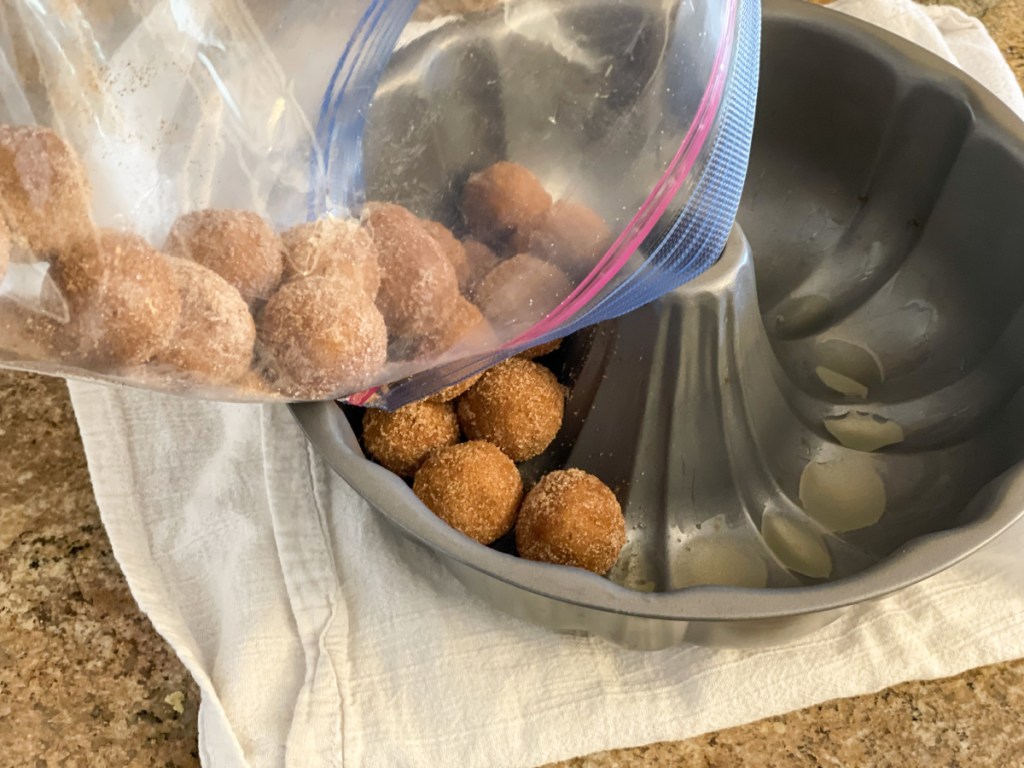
<box><xmin>0</xmin><ymin>0</ymin><xmax>759</xmax><ymax>405</ymax></box>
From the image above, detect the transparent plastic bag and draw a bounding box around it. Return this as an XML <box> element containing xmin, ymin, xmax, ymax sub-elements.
<box><xmin>0</xmin><ymin>0</ymin><xmax>759</xmax><ymax>405</ymax></box>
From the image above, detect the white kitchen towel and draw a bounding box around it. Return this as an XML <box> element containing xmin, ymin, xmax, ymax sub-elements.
<box><xmin>67</xmin><ymin>3</ymin><xmax>1024</xmax><ymax>767</ymax></box>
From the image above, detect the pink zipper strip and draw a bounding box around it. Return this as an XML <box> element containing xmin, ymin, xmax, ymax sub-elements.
<box><xmin>346</xmin><ymin>0</ymin><xmax>740</xmax><ymax>407</ymax></box>
<box><xmin>508</xmin><ymin>0</ymin><xmax>740</xmax><ymax>348</ymax></box>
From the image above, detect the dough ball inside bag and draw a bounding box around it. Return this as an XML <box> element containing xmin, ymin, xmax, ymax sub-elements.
<box><xmin>157</xmin><ymin>259</ymin><xmax>256</xmax><ymax>387</ymax></box>
<box><xmin>461</xmin><ymin>162</ymin><xmax>552</xmax><ymax>253</ymax></box>
<box><xmin>365</xmin><ymin>203</ymin><xmax>460</xmax><ymax>353</ymax></box>
<box><xmin>415</xmin><ymin>294</ymin><xmax>494</xmax><ymax>358</ymax></box>
<box><xmin>474</xmin><ymin>253</ymin><xmax>572</xmax><ymax>329</ymax></box>
<box><xmin>166</xmin><ymin>209</ymin><xmax>285</xmax><ymax>303</ymax></box>
<box><xmin>420</xmin><ymin>219</ymin><xmax>470</xmax><ymax>290</ymax></box>
<box><xmin>528</xmin><ymin>201</ymin><xmax>612</xmax><ymax>277</ymax></box>
<box><xmin>0</xmin><ymin>300</ymin><xmax>65</xmax><ymax>363</ymax></box>
<box><xmin>0</xmin><ymin>125</ymin><xmax>93</xmax><ymax>255</ymax></box>
<box><xmin>51</xmin><ymin>230</ymin><xmax>181</xmax><ymax>367</ymax></box>
<box><xmin>282</xmin><ymin>218</ymin><xmax>380</xmax><ymax>299</ymax></box>
<box><xmin>257</xmin><ymin>276</ymin><xmax>387</xmax><ymax>400</ymax></box>
<box><xmin>409</xmin><ymin>296</ymin><xmax>495</xmax><ymax>402</ymax></box>
<box><xmin>461</xmin><ymin>239</ymin><xmax>500</xmax><ymax>299</ymax></box>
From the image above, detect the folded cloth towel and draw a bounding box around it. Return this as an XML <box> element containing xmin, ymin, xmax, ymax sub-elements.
<box><xmin>68</xmin><ymin>3</ymin><xmax>1024</xmax><ymax>766</ymax></box>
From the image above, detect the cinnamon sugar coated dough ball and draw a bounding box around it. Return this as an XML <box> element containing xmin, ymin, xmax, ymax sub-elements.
<box><xmin>0</xmin><ymin>125</ymin><xmax>92</xmax><ymax>254</ymax></box>
<box><xmin>282</xmin><ymin>218</ymin><xmax>380</xmax><ymax>298</ymax></box>
<box><xmin>366</xmin><ymin>203</ymin><xmax>460</xmax><ymax>341</ymax></box>
<box><xmin>52</xmin><ymin>230</ymin><xmax>180</xmax><ymax>366</ymax></box>
<box><xmin>0</xmin><ymin>273</ymin><xmax>83</xmax><ymax>362</ymax></box>
<box><xmin>413</xmin><ymin>441</ymin><xmax>523</xmax><ymax>545</ymax></box>
<box><xmin>425</xmin><ymin>372</ymin><xmax>484</xmax><ymax>404</ymax></box>
<box><xmin>419</xmin><ymin>300</ymin><xmax>493</xmax><ymax>400</ymax></box>
<box><xmin>362</xmin><ymin>400</ymin><xmax>460</xmax><ymax>477</ymax></box>
<box><xmin>461</xmin><ymin>162</ymin><xmax>552</xmax><ymax>250</ymax></box>
<box><xmin>159</xmin><ymin>259</ymin><xmax>256</xmax><ymax>385</ymax></box>
<box><xmin>234</xmin><ymin>369</ymin><xmax>276</xmax><ymax>400</ymax></box>
<box><xmin>0</xmin><ymin>300</ymin><xmax>63</xmax><ymax>362</ymax></box>
<box><xmin>517</xmin><ymin>338</ymin><xmax>563</xmax><ymax>360</ymax></box>
<box><xmin>420</xmin><ymin>219</ymin><xmax>470</xmax><ymax>289</ymax></box>
<box><xmin>258</xmin><ymin>276</ymin><xmax>387</xmax><ymax>399</ymax></box>
<box><xmin>458</xmin><ymin>357</ymin><xmax>564</xmax><ymax>461</ymax></box>
<box><xmin>516</xmin><ymin>469</ymin><xmax>625</xmax><ymax>574</ymax></box>
<box><xmin>166</xmin><ymin>209</ymin><xmax>284</xmax><ymax>302</ymax></box>
<box><xmin>529</xmin><ymin>201</ymin><xmax>612</xmax><ymax>275</ymax></box>
<box><xmin>416</xmin><ymin>295</ymin><xmax>493</xmax><ymax>358</ymax></box>
<box><xmin>462</xmin><ymin>239</ymin><xmax>499</xmax><ymax>297</ymax></box>
<box><xmin>474</xmin><ymin>254</ymin><xmax>572</xmax><ymax>329</ymax></box>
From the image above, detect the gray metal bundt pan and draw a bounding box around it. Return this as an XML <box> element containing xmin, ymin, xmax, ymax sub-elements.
<box><xmin>292</xmin><ymin>0</ymin><xmax>1024</xmax><ymax>649</ymax></box>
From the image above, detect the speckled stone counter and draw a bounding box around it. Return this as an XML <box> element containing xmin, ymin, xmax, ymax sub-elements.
<box><xmin>2</xmin><ymin>1</ymin><xmax>1024</xmax><ymax>766</ymax></box>
<box><xmin>0</xmin><ymin>372</ymin><xmax>200</xmax><ymax>766</ymax></box>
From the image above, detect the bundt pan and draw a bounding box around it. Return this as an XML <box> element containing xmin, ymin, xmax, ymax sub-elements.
<box><xmin>292</xmin><ymin>0</ymin><xmax>1024</xmax><ymax>649</ymax></box>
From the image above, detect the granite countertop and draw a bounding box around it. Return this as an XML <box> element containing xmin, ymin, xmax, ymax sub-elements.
<box><xmin>2</xmin><ymin>1</ymin><xmax>1024</xmax><ymax>766</ymax></box>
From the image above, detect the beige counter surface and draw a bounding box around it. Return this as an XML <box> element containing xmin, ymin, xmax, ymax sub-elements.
<box><xmin>3</xmin><ymin>0</ymin><xmax>1024</xmax><ymax>764</ymax></box>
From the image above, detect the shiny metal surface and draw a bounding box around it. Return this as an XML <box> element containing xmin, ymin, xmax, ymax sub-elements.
<box><xmin>292</xmin><ymin>0</ymin><xmax>1024</xmax><ymax>648</ymax></box>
